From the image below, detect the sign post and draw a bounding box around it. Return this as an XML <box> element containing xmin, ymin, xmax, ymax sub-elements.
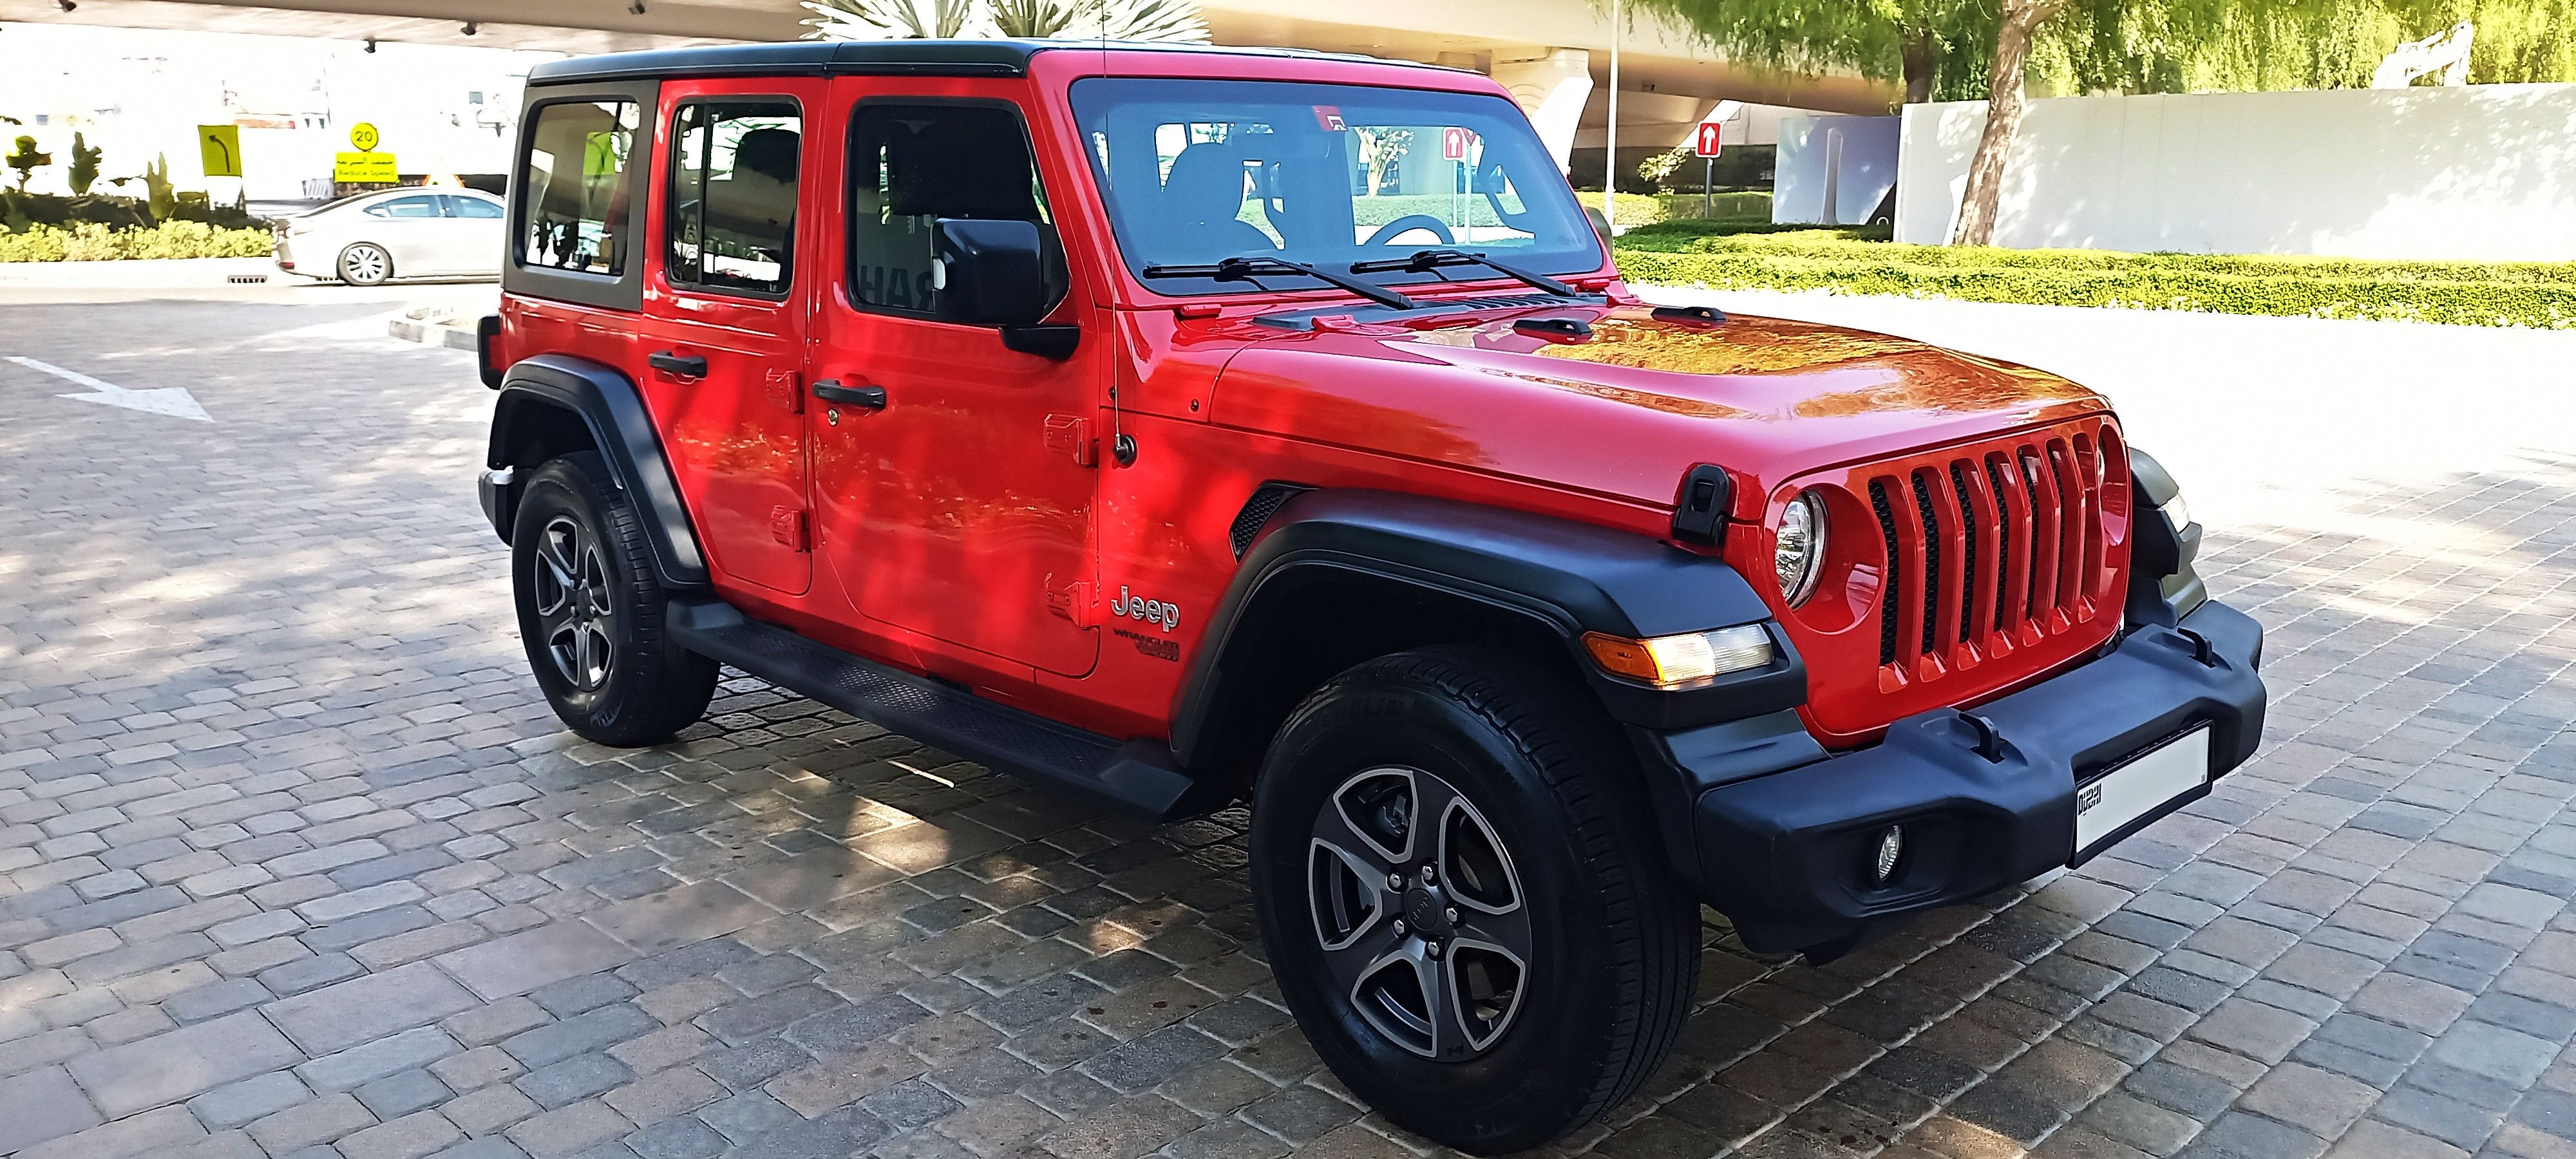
<box><xmin>1694</xmin><ymin>120</ymin><xmax>1721</xmax><ymax>220</ymax></box>
<box><xmin>334</xmin><ymin>122</ymin><xmax>397</xmax><ymax>186</ymax></box>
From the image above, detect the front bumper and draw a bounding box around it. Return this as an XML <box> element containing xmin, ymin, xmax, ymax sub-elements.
<box><xmin>1650</xmin><ymin>599</ymin><xmax>2266</xmax><ymax>954</ymax></box>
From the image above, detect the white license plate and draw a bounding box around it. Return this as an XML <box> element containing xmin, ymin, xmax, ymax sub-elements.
<box><xmin>2075</xmin><ymin>727</ymin><xmax>2210</xmax><ymax>855</ymax></box>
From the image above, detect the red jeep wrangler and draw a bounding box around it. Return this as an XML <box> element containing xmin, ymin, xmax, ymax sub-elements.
<box><xmin>476</xmin><ymin>39</ymin><xmax>2266</xmax><ymax>1153</ymax></box>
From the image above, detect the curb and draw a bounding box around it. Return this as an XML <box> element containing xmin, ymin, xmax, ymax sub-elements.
<box><xmin>386</xmin><ymin>308</ymin><xmax>480</xmax><ymax>352</ymax></box>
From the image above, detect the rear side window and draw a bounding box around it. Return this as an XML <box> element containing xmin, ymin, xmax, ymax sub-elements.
<box><xmin>521</xmin><ymin>99</ymin><xmax>639</xmax><ymax>276</ymax></box>
<box><xmin>666</xmin><ymin>100</ymin><xmax>800</xmax><ymax>297</ymax></box>
<box><xmin>848</xmin><ymin>102</ymin><xmax>1065</xmax><ymax>316</ymax></box>
<box><xmin>451</xmin><ymin>196</ymin><xmax>505</xmax><ymax>220</ymax></box>
<box><xmin>367</xmin><ymin>195</ymin><xmax>446</xmax><ymax>219</ymax></box>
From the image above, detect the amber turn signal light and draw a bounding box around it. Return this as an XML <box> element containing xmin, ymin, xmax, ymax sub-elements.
<box><xmin>1582</xmin><ymin>625</ymin><xmax>1774</xmax><ymax>688</ymax></box>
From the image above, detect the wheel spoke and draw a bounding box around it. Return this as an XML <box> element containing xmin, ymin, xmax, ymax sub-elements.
<box><xmin>1438</xmin><ymin>796</ymin><xmax>1524</xmax><ymax>918</ymax></box>
<box><xmin>1318</xmin><ymin>895</ymin><xmax>1403</xmax><ymax>995</ymax></box>
<box><xmin>1418</xmin><ymin>949</ymin><xmax>1475</xmax><ymax>1059</ymax></box>
<box><xmin>1312</xmin><ymin>794</ymin><xmax>1402</xmax><ymax>878</ymax></box>
<box><xmin>1446</xmin><ymin>938</ymin><xmax>1528</xmax><ymax>1052</ymax></box>
<box><xmin>1310</xmin><ymin>838</ymin><xmax>1390</xmax><ymax>952</ymax></box>
<box><xmin>1325</xmin><ymin>768</ymin><xmax>1421</xmax><ymax>865</ymax></box>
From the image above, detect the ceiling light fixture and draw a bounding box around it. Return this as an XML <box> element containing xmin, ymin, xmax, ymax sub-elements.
<box><xmin>459</xmin><ymin>21</ymin><xmax>477</xmax><ymax>33</ymax></box>
<box><xmin>629</xmin><ymin>1</ymin><xmax>645</xmax><ymax>13</ymax></box>
<box><xmin>57</xmin><ymin>0</ymin><xmax>77</xmax><ymax>12</ymax></box>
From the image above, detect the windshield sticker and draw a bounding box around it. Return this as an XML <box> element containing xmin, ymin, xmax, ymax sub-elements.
<box><xmin>1311</xmin><ymin>106</ymin><xmax>1346</xmax><ymax>132</ymax></box>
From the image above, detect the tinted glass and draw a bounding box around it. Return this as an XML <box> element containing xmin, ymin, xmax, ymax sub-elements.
<box><xmin>1069</xmin><ymin>78</ymin><xmax>1599</xmax><ymax>297</ymax></box>
<box><xmin>371</xmin><ymin>195</ymin><xmax>445</xmax><ymax>219</ymax></box>
<box><xmin>666</xmin><ymin>101</ymin><xmax>800</xmax><ymax>296</ymax></box>
<box><xmin>451</xmin><ymin>195</ymin><xmax>505</xmax><ymax>219</ymax></box>
<box><xmin>520</xmin><ymin>99</ymin><xmax>639</xmax><ymax>276</ymax></box>
<box><xmin>846</xmin><ymin>102</ymin><xmax>1063</xmax><ymax>316</ymax></box>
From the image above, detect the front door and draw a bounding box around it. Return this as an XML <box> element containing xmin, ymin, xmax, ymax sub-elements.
<box><xmin>633</xmin><ymin>80</ymin><xmax>820</xmax><ymax>596</ymax></box>
<box><xmin>804</xmin><ymin>82</ymin><xmax>1101</xmax><ymax>679</ymax></box>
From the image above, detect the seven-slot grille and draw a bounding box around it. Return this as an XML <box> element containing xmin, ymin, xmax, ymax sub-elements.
<box><xmin>1864</xmin><ymin>428</ymin><xmax>2118</xmax><ymax>683</ymax></box>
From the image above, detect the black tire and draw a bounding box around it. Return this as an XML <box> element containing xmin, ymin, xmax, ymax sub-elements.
<box><xmin>511</xmin><ymin>452</ymin><xmax>717</xmax><ymax>746</ymax></box>
<box><xmin>1249</xmin><ymin>647</ymin><xmax>1699</xmax><ymax>1154</ymax></box>
<box><xmin>337</xmin><ymin>242</ymin><xmax>393</xmax><ymax>287</ymax></box>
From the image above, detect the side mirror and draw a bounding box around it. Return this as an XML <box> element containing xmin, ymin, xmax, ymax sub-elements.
<box><xmin>933</xmin><ymin>218</ymin><xmax>1049</xmax><ymax>326</ymax></box>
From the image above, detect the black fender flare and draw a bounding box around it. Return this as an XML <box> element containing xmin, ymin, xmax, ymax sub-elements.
<box><xmin>1168</xmin><ymin>487</ymin><xmax>1805</xmax><ymax>770</ymax></box>
<box><xmin>486</xmin><ymin>354</ymin><xmax>710</xmax><ymax>590</ymax></box>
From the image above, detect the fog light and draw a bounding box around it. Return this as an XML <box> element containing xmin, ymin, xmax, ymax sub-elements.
<box><xmin>1872</xmin><ymin>825</ymin><xmax>1904</xmax><ymax>884</ymax></box>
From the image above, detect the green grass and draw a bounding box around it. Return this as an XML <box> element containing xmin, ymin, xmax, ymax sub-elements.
<box><xmin>1611</xmin><ymin>222</ymin><xmax>2576</xmax><ymax>329</ymax></box>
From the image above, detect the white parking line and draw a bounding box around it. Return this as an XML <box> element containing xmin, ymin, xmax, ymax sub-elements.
<box><xmin>3</xmin><ymin>355</ymin><xmax>213</xmax><ymax>422</ymax></box>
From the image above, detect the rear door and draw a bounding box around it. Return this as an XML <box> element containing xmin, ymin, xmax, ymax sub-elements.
<box><xmin>363</xmin><ymin>193</ymin><xmax>449</xmax><ymax>272</ymax></box>
<box><xmin>444</xmin><ymin>193</ymin><xmax>507</xmax><ymax>275</ymax></box>
<box><xmin>631</xmin><ymin>78</ymin><xmax>820</xmax><ymax>597</ymax></box>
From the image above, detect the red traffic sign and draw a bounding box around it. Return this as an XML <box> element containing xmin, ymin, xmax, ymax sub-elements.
<box><xmin>1694</xmin><ymin>121</ymin><xmax>1723</xmax><ymax>158</ymax></box>
<box><xmin>1443</xmin><ymin>126</ymin><xmax>1475</xmax><ymax>161</ymax></box>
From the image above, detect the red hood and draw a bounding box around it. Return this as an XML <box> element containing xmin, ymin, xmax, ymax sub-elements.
<box><xmin>1209</xmin><ymin>304</ymin><xmax>2109</xmax><ymax>508</ymax></box>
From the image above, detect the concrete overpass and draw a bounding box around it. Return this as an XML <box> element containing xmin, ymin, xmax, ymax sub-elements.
<box><xmin>1</xmin><ymin>0</ymin><xmax>1897</xmax><ymax>163</ymax></box>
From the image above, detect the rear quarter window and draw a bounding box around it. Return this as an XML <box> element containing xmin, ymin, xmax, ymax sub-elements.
<box><xmin>504</xmin><ymin>79</ymin><xmax>657</xmax><ymax>312</ymax></box>
<box><xmin>520</xmin><ymin>99</ymin><xmax>641</xmax><ymax>276</ymax></box>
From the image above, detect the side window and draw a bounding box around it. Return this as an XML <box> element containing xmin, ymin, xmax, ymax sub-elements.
<box><xmin>520</xmin><ymin>99</ymin><xmax>639</xmax><ymax>275</ymax></box>
<box><xmin>451</xmin><ymin>195</ymin><xmax>505</xmax><ymax>220</ymax></box>
<box><xmin>665</xmin><ymin>100</ymin><xmax>800</xmax><ymax>297</ymax></box>
<box><xmin>366</xmin><ymin>196</ymin><xmax>444</xmax><ymax>219</ymax></box>
<box><xmin>848</xmin><ymin>102</ymin><xmax>1064</xmax><ymax>316</ymax></box>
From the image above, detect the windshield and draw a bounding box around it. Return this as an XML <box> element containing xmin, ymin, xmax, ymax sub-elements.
<box><xmin>1068</xmin><ymin>77</ymin><xmax>1602</xmax><ymax>299</ymax></box>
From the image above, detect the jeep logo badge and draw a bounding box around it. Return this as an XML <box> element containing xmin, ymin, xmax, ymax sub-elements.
<box><xmin>1110</xmin><ymin>586</ymin><xmax>1178</xmax><ymax>632</ymax></box>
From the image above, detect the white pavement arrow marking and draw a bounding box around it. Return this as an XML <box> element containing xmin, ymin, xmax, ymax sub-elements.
<box><xmin>5</xmin><ymin>355</ymin><xmax>213</xmax><ymax>422</ymax></box>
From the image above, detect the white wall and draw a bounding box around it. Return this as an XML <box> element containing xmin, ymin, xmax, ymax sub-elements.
<box><xmin>1774</xmin><ymin>115</ymin><xmax>1899</xmax><ymax>225</ymax></box>
<box><xmin>1896</xmin><ymin>83</ymin><xmax>2576</xmax><ymax>259</ymax></box>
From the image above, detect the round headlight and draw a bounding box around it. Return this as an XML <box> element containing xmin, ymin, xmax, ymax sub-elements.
<box><xmin>1775</xmin><ymin>491</ymin><xmax>1826</xmax><ymax>607</ymax></box>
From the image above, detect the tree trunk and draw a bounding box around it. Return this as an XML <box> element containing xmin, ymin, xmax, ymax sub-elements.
<box><xmin>1950</xmin><ymin>0</ymin><xmax>2053</xmax><ymax>246</ymax></box>
<box><xmin>1902</xmin><ymin>29</ymin><xmax>1938</xmax><ymax>104</ymax></box>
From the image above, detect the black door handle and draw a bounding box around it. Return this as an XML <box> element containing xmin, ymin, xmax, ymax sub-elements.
<box><xmin>812</xmin><ymin>379</ymin><xmax>887</xmax><ymax>410</ymax></box>
<box><xmin>647</xmin><ymin>350</ymin><xmax>708</xmax><ymax>378</ymax></box>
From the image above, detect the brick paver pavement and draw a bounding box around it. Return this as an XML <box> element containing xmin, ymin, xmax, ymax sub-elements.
<box><xmin>4</xmin><ymin>294</ymin><xmax>2576</xmax><ymax>1159</ymax></box>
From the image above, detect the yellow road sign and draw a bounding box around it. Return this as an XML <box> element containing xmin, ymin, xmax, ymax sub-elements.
<box><xmin>349</xmin><ymin>122</ymin><xmax>381</xmax><ymax>152</ymax></box>
<box><xmin>334</xmin><ymin>151</ymin><xmax>398</xmax><ymax>183</ymax></box>
<box><xmin>198</xmin><ymin>124</ymin><xmax>243</xmax><ymax>178</ymax></box>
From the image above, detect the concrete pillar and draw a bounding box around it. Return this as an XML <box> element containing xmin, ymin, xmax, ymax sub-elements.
<box><xmin>1491</xmin><ymin>48</ymin><xmax>1591</xmax><ymax>174</ymax></box>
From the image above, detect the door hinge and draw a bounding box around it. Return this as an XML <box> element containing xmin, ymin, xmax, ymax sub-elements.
<box><xmin>770</xmin><ymin>507</ymin><xmax>810</xmax><ymax>552</ymax></box>
<box><xmin>1045</xmin><ymin>414</ymin><xmax>1097</xmax><ymax>467</ymax></box>
<box><xmin>1046</xmin><ymin>576</ymin><xmax>1095</xmax><ymax>627</ymax></box>
<box><xmin>766</xmin><ymin>368</ymin><xmax>804</xmax><ymax>415</ymax></box>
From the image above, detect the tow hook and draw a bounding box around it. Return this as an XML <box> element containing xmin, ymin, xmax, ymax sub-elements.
<box><xmin>1959</xmin><ymin>711</ymin><xmax>2008</xmax><ymax>763</ymax></box>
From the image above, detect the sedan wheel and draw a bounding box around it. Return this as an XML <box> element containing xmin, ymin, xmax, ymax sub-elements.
<box><xmin>338</xmin><ymin>243</ymin><xmax>393</xmax><ymax>286</ymax></box>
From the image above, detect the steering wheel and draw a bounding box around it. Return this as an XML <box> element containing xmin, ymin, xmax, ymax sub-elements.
<box><xmin>1365</xmin><ymin>214</ymin><xmax>1456</xmax><ymax>247</ymax></box>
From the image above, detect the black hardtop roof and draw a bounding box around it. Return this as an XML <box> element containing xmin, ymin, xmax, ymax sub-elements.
<box><xmin>524</xmin><ymin>39</ymin><xmax>1455</xmax><ymax>85</ymax></box>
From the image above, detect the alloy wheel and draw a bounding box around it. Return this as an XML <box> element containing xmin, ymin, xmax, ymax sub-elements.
<box><xmin>1309</xmin><ymin>766</ymin><xmax>1531</xmax><ymax>1060</ymax></box>
<box><xmin>533</xmin><ymin>514</ymin><xmax>616</xmax><ymax>692</ymax></box>
<box><xmin>341</xmin><ymin>245</ymin><xmax>390</xmax><ymax>285</ymax></box>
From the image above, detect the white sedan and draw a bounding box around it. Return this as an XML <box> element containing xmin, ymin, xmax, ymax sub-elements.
<box><xmin>274</xmin><ymin>189</ymin><xmax>507</xmax><ymax>286</ymax></box>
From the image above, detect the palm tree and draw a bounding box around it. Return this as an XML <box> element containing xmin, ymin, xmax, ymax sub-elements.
<box><xmin>806</xmin><ymin>0</ymin><xmax>1208</xmax><ymax>42</ymax></box>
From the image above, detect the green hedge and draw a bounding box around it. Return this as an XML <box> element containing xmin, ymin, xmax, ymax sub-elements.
<box><xmin>1611</xmin><ymin>226</ymin><xmax>2576</xmax><ymax>329</ymax></box>
<box><xmin>0</xmin><ymin>221</ymin><xmax>273</xmax><ymax>263</ymax></box>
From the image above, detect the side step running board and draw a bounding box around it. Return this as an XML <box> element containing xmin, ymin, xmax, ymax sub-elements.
<box><xmin>666</xmin><ymin>599</ymin><xmax>1218</xmax><ymax>822</ymax></box>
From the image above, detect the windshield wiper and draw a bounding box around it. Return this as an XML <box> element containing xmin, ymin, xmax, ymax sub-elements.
<box><xmin>1141</xmin><ymin>256</ymin><xmax>1418</xmax><ymax>312</ymax></box>
<box><xmin>1348</xmin><ymin>249</ymin><xmax>1583</xmax><ymax>299</ymax></box>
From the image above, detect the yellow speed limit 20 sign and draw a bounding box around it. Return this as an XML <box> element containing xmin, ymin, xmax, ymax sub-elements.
<box><xmin>336</xmin><ymin>121</ymin><xmax>395</xmax><ymax>184</ymax></box>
